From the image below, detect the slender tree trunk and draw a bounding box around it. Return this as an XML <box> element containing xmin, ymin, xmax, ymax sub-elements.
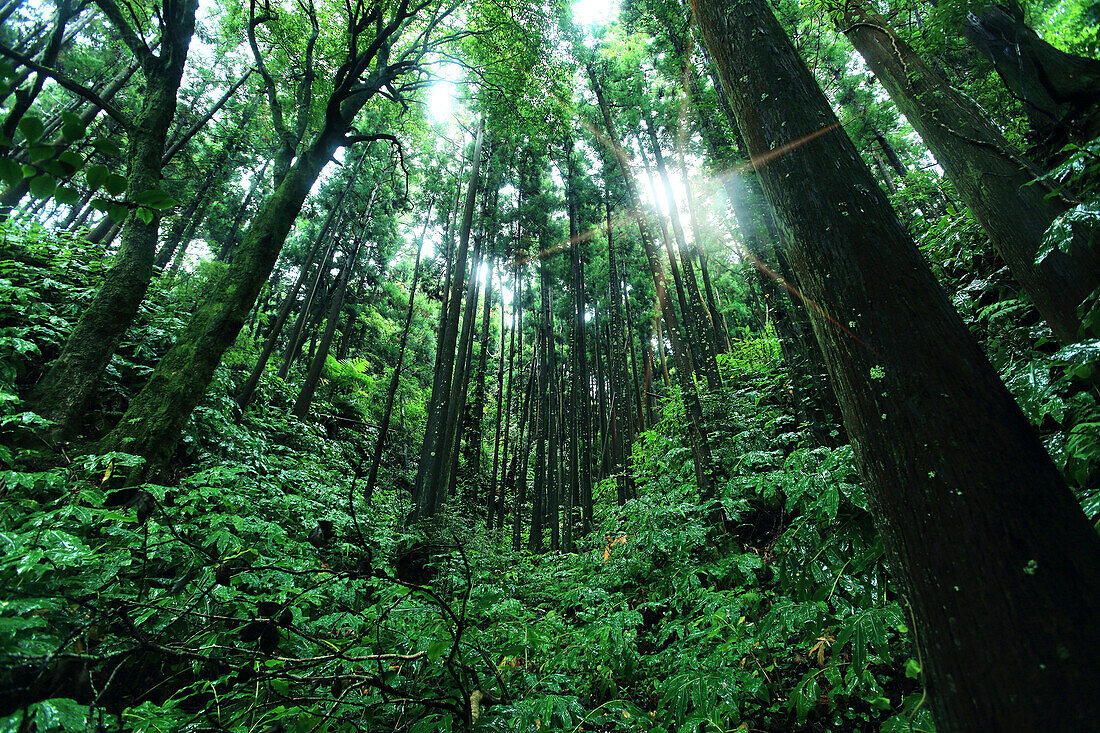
<box><xmin>237</xmin><ymin>179</ymin><xmax>350</xmax><ymax>410</ymax></box>
<box><xmin>292</xmin><ymin>184</ymin><xmax>378</xmax><ymax>418</ymax></box>
<box><xmin>412</xmin><ymin>120</ymin><xmax>486</xmax><ymax>521</ymax></box>
<box><xmin>644</xmin><ymin>118</ymin><xmax>722</xmax><ymax>388</ymax></box>
<box><xmin>362</xmin><ymin>201</ymin><xmax>432</xmax><ymax>504</ymax></box>
<box><xmin>692</xmin><ymin>1</ymin><xmax>1100</xmax><ymax>729</ymax></box>
<box><xmin>605</xmin><ymin>186</ymin><xmax>634</xmax><ymax>505</ymax></box>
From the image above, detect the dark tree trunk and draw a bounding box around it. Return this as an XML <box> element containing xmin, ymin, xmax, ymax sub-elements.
<box><xmin>692</xmin><ymin>0</ymin><xmax>1100</xmax><ymax>729</ymax></box>
<box><xmin>835</xmin><ymin>0</ymin><xmax>1099</xmax><ymax>343</ymax></box>
<box><xmin>965</xmin><ymin>2</ymin><xmax>1100</xmax><ymax>158</ymax></box>
<box><xmin>32</xmin><ymin>0</ymin><xmax>200</xmax><ymax>442</ymax></box>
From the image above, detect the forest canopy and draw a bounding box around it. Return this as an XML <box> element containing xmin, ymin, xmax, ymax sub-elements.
<box><xmin>1</xmin><ymin>0</ymin><xmax>1099</xmax><ymax>730</ymax></box>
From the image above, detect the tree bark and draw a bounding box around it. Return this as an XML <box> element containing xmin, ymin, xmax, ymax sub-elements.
<box><xmin>32</xmin><ymin>0</ymin><xmax>199</xmax><ymax>442</ymax></box>
<box><xmin>691</xmin><ymin>0</ymin><xmax>1100</xmax><ymax>728</ymax></box>
<box><xmin>835</xmin><ymin>0</ymin><xmax>1098</xmax><ymax>343</ymax></box>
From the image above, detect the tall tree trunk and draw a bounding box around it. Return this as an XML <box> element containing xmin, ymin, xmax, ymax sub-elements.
<box><xmin>236</xmin><ymin>176</ymin><xmax>350</xmax><ymax>410</ymax></box>
<box><xmin>565</xmin><ymin>138</ymin><xmax>593</xmax><ymax>533</ymax></box>
<box><xmin>362</xmin><ymin>201</ymin><xmax>432</xmax><ymax>504</ymax></box>
<box><xmin>834</xmin><ymin>0</ymin><xmax>1099</xmax><ymax>343</ymax></box>
<box><xmin>644</xmin><ymin>117</ymin><xmax>722</xmax><ymax>387</ymax></box>
<box><xmin>588</xmin><ymin>61</ymin><xmax>718</xmax><ymax>503</ymax></box>
<box><xmin>292</xmin><ymin>190</ymin><xmax>375</xmax><ymax>419</ymax></box>
<box><xmin>604</xmin><ymin>185</ymin><xmax>634</xmax><ymax>505</ymax></box>
<box><xmin>32</xmin><ymin>0</ymin><xmax>200</xmax><ymax>441</ymax></box>
<box><xmin>411</xmin><ymin>120</ymin><xmax>486</xmax><ymax>522</ymax></box>
<box><xmin>691</xmin><ymin>1</ymin><xmax>1100</xmax><ymax>729</ymax></box>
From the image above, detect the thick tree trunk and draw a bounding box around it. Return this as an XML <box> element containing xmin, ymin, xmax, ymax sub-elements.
<box><xmin>32</xmin><ymin>1</ymin><xmax>199</xmax><ymax>441</ymax></box>
<box><xmin>100</xmin><ymin>125</ymin><xmax>346</xmax><ymax>470</ymax></box>
<box><xmin>835</xmin><ymin>0</ymin><xmax>1098</xmax><ymax>343</ymax></box>
<box><xmin>692</xmin><ymin>0</ymin><xmax>1100</xmax><ymax>729</ymax></box>
<box><xmin>965</xmin><ymin>2</ymin><xmax>1100</xmax><ymax>157</ymax></box>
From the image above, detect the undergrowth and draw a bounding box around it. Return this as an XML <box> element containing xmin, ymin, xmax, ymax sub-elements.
<box><xmin>2</xmin><ymin>222</ymin><xmax>1095</xmax><ymax>731</ymax></box>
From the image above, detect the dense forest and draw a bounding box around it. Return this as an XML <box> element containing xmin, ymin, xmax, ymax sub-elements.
<box><xmin>1</xmin><ymin>0</ymin><xmax>1099</xmax><ymax>729</ymax></box>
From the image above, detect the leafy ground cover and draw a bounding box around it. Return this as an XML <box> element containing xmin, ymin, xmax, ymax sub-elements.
<box><xmin>1</xmin><ymin>223</ymin><xmax>1095</xmax><ymax>731</ymax></box>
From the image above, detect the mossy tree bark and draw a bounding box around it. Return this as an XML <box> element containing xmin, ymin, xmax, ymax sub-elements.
<box><xmin>32</xmin><ymin>0</ymin><xmax>199</xmax><ymax>442</ymax></box>
<box><xmin>834</xmin><ymin>0</ymin><xmax>1099</xmax><ymax>343</ymax></box>
<box><xmin>101</xmin><ymin>0</ymin><xmax>447</xmax><ymax>473</ymax></box>
<box><xmin>691</xmin><ymin>0</ymin><xmax>1100</xmax><ymax>728</ymax></box>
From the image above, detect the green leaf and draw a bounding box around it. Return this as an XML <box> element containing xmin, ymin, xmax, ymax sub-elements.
<box><xmin>85</xmin><ymin>165</ymin><xmax>109</xmax><ymax>192</ymax></box>
<box><xmin>133</xmin><ymin>189</ymin><xmax>178</xmax><ymax>210</ymax></box>
<box><xmin>57</xmin><ymin>150</ymin><xmax>84</xmax><ymax>174</ymax></box>
<box><xmin>1054</xmin><ymin>339</ymin><xmax>1100</xmax><ymax>368</ymax></box>
<box><xmin>28</xmin><ymin>145</ymin><xmax>54</xmax><ymax>162</ymax></box>
<box><xmin>106</xmin><ymin>202</ymin><xmax>130</xmax><ymax>223</ymax></box>
<box><xmin>0</xmin><ymin>158</ymin><xmax>22</xmax><ymax>186</ymax></box>
<box><xmin>904</xmin><ymin>658</ymin><xmax>922</xmax><ymax>679</ymax></box>
<box><xmin>91</xmin><ymin>137</ymin><xmax>123</xmax><ymax>157</ymax></box>
<box><xmin>104</xmin><ymin>173</ymin><xmax>128</xmax><ymax>197</ymax></box>
<box><xmin>18</xmin><ymin>115</ymin><xmax>43</xmax><ymax>144</ymax></box>
<box><xmin>28</xmin><ymin>174</ymin><xmax>56</xmax><ymax>199</ymax></box>
<box><xmin>425</xmin><ymin>637</ymin><xmax>450</xmax><ymax>662</ymax></box>
<box><xmin>136</xmin><ymin>207</ymin><xmax>155</xmax><ymax>224</ymax></box>
<box><xmin>60</xmin><ymin>111</ymin><xmax>86</xmax><ymax>142</ymax></box>
<box><xmin>55</xmin><ymin>186</ymin><xmax>79</xmax><ymax>206</ymax></box>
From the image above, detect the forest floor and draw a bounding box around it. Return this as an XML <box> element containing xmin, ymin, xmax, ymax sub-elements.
<box><xmin>0</xmin><ymin>226</ymin><xmax>987</xmax><ymax>732</ymax></box>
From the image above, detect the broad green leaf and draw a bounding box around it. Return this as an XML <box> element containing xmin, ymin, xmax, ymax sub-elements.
<box><xmin>55</xmin><ymin>186</ymin><xmax>79</xmax><ymax>206</ymax></box>
<box><xmin>0</xmin><ymin>158</ymin><xmax>21</xmax><ymax>186</ymax></box>
<box><xmin>136</xmin><ymin>207</ymin><xmax>155</xmax><ymax>224</ymax></box>
<box><xmin>28</xmin><ymin>144</ymin><xmax>54</xmax><ymax>162</ymax></box>
<box><xmin>18</xmin><ymin>115</ymin><xmax>43</xmax><ymax>144</ymax></box>
<box><xmin>106</xmin><ymin>202</ymin><xmax>130</xmax><ymax>223</ymax></box>
<box><xmin>28</xmin><ymin>174</ymin><xmax>56</xmax><ymax>199</ymax></box>
<box><xmin>60</xmin><ymin>111</ymin><xmax>86</xmax><ymax>142</ymax></box>
<box><xmin>57</xmin><ymin>150</ymin><xmax>84</xmax><ymax>173</ymax></box>
<box><xmin>133</xmin><ymin>189</ymin><xmax>178</xmax><ymax>209</ymax></box>
<box><xmin>85</xmin><ymin>165</ymin><xmax>109</xmax><ymax>192</ymax></box>
<box><xmin>91</xmin><ymin>137</ymin><xmax>123</xmax><ymax>157</ymax></box>
<box><xmin>104</xmin><ymin>173</ymin><xmax>128</xmax><ymax>196</ymax></box>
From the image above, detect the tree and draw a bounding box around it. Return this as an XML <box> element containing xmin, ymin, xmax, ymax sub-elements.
<box><xmin>831</xmin><ymin>0</ymin><xmax>1099</xmax><ymax>344</ymax></box>
<box><xmin>690</xmin><ymin>0</ymin><xmax>1100</xmax><ymax>728</ymax></box>
<box><xmin>101</xmin><ymin>0</ymin><xmax>461</xmax><ymax>474</ymax></box>
<box><xmin>31</xmin><ymin>0</ymin><xmax>200</xmax><ymax>441</ymax></box>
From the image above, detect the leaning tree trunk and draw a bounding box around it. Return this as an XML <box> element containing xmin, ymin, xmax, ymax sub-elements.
<box><xmin>691</xmin><ymin>0</ymin><xmax>1100</xmax><ymax>729</ymax></box>
<box><xmin>834</xmin><ymin>0</ymin><xmax>1099</xmax><ymax>343</ymax></box>
<box><xmin>32</xmin><ymin>0</ymin><xmax>199</xmax><ymax>442</ymax></box>
<box><xmin>100</xmin><ymin>124</ymin><xmax>347</xmax><ymax>471</ymax></box>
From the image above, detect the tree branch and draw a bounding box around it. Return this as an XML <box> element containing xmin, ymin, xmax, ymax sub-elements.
<box><xmin>0</xmin><ymin>43</ymin><xmax>135</xmax><ymax>131</ymax></box>
<box><xmin>92</xmin><ymin>0</ymin><xmax>154</xmax><ymax>70</ymax></box>
<box><xmin>161</xmin><ymin>68</ymin><xmax>254</xmax><ymax>165</ymax></box>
